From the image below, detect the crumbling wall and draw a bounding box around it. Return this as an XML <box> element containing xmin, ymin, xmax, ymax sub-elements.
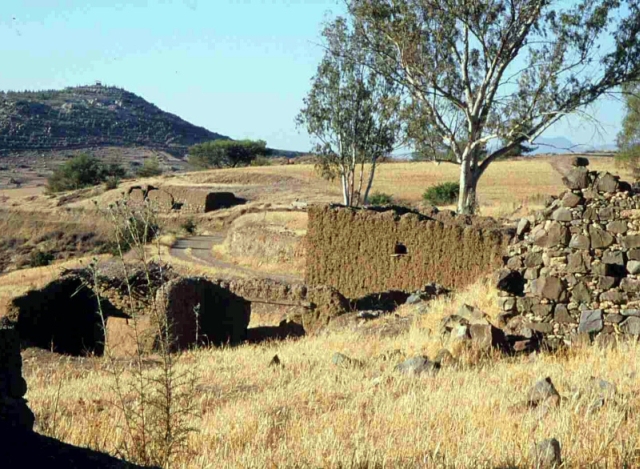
<box><xmin>126</xmin><ymin>185</ymin><xmax>244</xmax><ymax>213</ymax></box>
<box><xmin>306</xmin><ymin>205</ymin><xmax>510</xmax><ymax>298</ymax></box>
<box><xmin>496</xmin><ymin>157</ymin><xmax>640</xmax><ymax>345</ymax></box>
<box><xmin>5</xmin><ymin>276</ymin><xmax>125</xmax><ymax>356</ymax></box>
<box><xmin>216</xmin><ymin>277</ymin><xmax>349</xmax><ymax>332</ymax></box>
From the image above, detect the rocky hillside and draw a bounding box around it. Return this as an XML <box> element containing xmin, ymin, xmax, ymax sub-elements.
<box><xmin>0</xmin><ymin>85</ymin><xmax>228</xmax><ymax>156</ymax></box>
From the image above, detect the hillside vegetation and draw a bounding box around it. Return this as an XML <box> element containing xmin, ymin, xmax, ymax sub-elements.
<box><xmin>0</xmin><ymin>85</ymin><xmax>228</xmax><ymax>156</ymax></box>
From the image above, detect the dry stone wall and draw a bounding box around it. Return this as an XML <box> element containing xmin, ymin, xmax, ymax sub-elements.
<box><xmin>496</xmin><ymin>158</ymin><xmax>640</xmax><ymax>345</ymax></box>
<box><xmin>306</xmin><ymin>205</ymin><xmax>510</xmax><ymax>298</ymax></box>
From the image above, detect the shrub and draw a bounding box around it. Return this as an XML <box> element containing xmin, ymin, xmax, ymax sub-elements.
<box><xmin>104</xmin><ymin>176</ymin><xmax>119</xmax><ymax>191</ymax></box>
<box><xmin>368</xmin><ymin>192</ymin><xmax>394</xmax><ymax>205</ymax></box>
<box><xmin>188</xmin><ymin>139</ymin><xmax>269</xmax><ymax>169</ymax></box>
<box><xmin>137</xmin><ymin>156</ymin><xmax>163</xmax><ymax>178</ymax></box>
<box><xmin>181</xmin><ymin>218</ymin><xmax>196</xmax><ymax>235</ymax></box>
<box><xmin>423</xmin><ymin>181</ymin><xmax>460</xmax><ymax>205</ymax></box>
<box><xmin>250</xmin><ymin>155</ymin><xmax>273</xmax><ymax>167</ymax></box>
<box><xmin>46</xmin><ymin>154</ymin><xmax>127</xmax><ymax>193</ymax></box>
<box><xmin>29</xmin><ymin>250</ymin><xmax>55</xmax><ymax>267</ymax></box>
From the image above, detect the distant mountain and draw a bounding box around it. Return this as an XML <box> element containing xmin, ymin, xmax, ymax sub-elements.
<box><xmin>0</xmin><ymin>85</ymin><xmax>229</xmax><ymax>156</ymax></box>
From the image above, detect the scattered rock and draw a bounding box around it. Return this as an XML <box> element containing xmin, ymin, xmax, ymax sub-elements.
<box><xmin>394</xmin><ymin>356</ymin><xmax>439</xmax><ymax>376</ymax></box>
<box><xmin>562</xmin><ymin>167</ymin><xmax>589</xmax><ymax>190</ymax></box>
<box><xmin>532</xmin><ymin>438</ymin><xmax>562</xmax><ymax>469</ymax></box>
<box><xmin>434</xmin><ymin>349</ymin><xmax>456</xmax><ymax>367</ymax></box>
<box><xmin>528</xmin><ymin>377</ymin><xmax>561</xmax><ymax>408</ymax></box>
<box><xmin>331</xmin><ymin>352</ymin><xmax>362</xmax><ymax>368</ymax></box>
<box><xmin>627</xmin><ymin>261</ymin><xmax>640</xmax><ymax>275</ymax></box>
<box><xmin>517</xmin><ymin>218</ymin><xmax>531</xmax><ymax>237</ymax></box>
<box><xmin>589</xmin><ymin>225</ymin><xmax>614</xmax><ymax>249</ymax></box>
<box><xmin>551</xmin><ymin>207</ymin><xmax>572</xmax><ymax>222</ymax></box>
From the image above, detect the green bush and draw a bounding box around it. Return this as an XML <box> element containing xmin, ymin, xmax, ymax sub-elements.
<box><xmin>29</xmin><ymin>250</ymin><xmax>55</xmax><ymax>267</ymax></box>
<box><xmin>46</xmin><ymin>154</ymin><xmax>127</xmax><ymax>193</ymax></box>
<box><xmin>181</xmin><ymin>218</ymin><xmax>197</xmax><ymax>235</ymax></box>
<box><xmin>250</xmin><ymin>155</ymin><xmax>273</xmax><ymax>167</ymax></box>
<box><xmin>423</xmin><ymin>181</ymin><xmax>460</xmax><ymax>205</ymax></box>
<box><xmin>104</xmin><ymin>176</ymin><xmax>120</xmax><ymax>191</ymax></box>
<box><xmin>137</xmin><ymin>156</ymin><xmax>163</xmax><ymax>178</ymax></box>
<box><xmin>188</xmin><ymin>139</ymin><xmax>269</xmax><ymax>169</ymax></box>
<box><xmin>368</xmin><ymin>192</ymin><xmax>394</xmax><ymax>205</ymax></box>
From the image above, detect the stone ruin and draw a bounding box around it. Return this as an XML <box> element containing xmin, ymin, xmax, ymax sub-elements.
<box><xmin>4</xmin><ymin>260</ymin><xmax>353</xmax><ymax>357</ymax></box>
<box><xmin>127</xmin><ymin>184</ymin><xmax>244</xmax><ymax>213</ymax></box>
<box><xmin>496</xmin><ymin>157</ymin><xmax>640</xmax><ymax>347</ymax></box>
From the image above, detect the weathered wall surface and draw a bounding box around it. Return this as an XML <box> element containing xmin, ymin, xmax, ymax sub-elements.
<box><xmin>306</xmin><ymin>205</ymin><xmax>509</xmax><ymax>298</ymax></box>
<box><xmin>127</xmin><ymin>185</ymin><xmax>244</xmax><ymax>214</ymax></box>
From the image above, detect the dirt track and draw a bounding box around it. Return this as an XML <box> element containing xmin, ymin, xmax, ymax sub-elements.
<box><xmin>169</xmin><ymin>234</ymin><xmax>302</xmax><ymax>283</ymax></box>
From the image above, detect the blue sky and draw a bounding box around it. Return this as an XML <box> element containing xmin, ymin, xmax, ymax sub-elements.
<box><xmin>1</xmin><ymin>0</ymin><xmax>624</xmax><ymax>152</ymax></box>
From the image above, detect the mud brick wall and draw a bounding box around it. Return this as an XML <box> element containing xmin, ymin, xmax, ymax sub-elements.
<box><xmin>127</xmin><ymin>185</ymin><xmax>243</xmax><ymax>214</ymax></box>
<box><xmin>306</xmin><ymin>205</ymin><xmax>509</xmax><ymax>298</ymax></box>
<box><xmin>496</xmin><ymin>158</ymin><xmax>640</xmax><ymax>345</ymax></box>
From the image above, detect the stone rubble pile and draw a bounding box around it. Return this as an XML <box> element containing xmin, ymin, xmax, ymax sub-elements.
<box><xmin>496</xmin><ymin>157</ymin><xmax>640</xmax><ymax>346</ymax></box>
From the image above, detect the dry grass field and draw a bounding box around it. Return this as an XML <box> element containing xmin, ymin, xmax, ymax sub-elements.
<box><xmin>3</xmin><ymin>155</ymin><xmax>639</xmax><ymax>467</ymax></box>
<box><xmin>23</xmin><ymin>279</ymin><xmax>640</xmax><ymax>468</ymax></box>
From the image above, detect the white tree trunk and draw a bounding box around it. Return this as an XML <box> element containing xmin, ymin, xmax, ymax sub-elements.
<box><xmin>341</xmin><ymin>173</ymin><xmax>350</xmax><ymax>206</ymax></box>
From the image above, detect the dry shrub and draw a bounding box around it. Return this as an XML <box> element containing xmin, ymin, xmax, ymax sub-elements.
<box><xmin>86</xmin><ymin>198</ymin><xmax>199</xmax><ymax>467</ymax></box>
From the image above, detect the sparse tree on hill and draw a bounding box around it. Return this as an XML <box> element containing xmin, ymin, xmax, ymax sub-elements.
<box><xmin>137</xmin><ymin>156</ymin><xmax>163</xmax><ymax>178</ymax></box>
<box><xmin>188</xmin><ymin>139</ymin><xmax>269</xmax><ymax>169</ymax></box>
<box><xmin>297</xmin><ymin>17</ymin><xmax>401</xmax><ymax>206</ymax></box>
<box><xmin>46</xmin><ymin>153</ymin><xmax>127</xmax><ymax>193</ymax></box>
<box><xmin>616</xmin><ymin>81</ymin><xmax>640</xmax><ymax>179</ymax></box>
<box><xmin>349</xmin><ymin>0</ymin><xmax>640</xmax><ymax>213</ymax></box>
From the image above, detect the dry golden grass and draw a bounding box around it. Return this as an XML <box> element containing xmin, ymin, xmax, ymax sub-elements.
<box><xmin>23</xmin><ymin>278</ymin><xmax>640</xmax><ymax>468</ymax></box>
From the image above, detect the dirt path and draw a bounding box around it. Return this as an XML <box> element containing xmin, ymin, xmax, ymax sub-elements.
<box><xmin>169</xmin><ymin>234</ymin><xmax>302</xmax><ymax>283</ymax></box>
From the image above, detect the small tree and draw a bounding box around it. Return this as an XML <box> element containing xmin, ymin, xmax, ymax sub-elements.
<box><xmin>46</xmin><ymin>153</ymin><xmax>106</xmax><ymax>192</ymax></box>
<box><xmin>616</xmin><ymin>82</ymin><xmax>640</xmax><ymax>179</ymax></box>
<box><xmin>350</xmin><ymin>0</ymin><xmax>640</xmax><ymax>213</ymax></box>
<box><xmin>137</xmin><ymin>156</ymin><xmax>163</xmax><ymax>178</ymax></box>
<box><xmin>296</xmin><ymin>17</ymin><xmax>401</xmax><ymax>206</ymax></box>
<box><xmin>188</xmin><ymin>140</ymin><xmax>269</xmax><ymax>169</ymax></box>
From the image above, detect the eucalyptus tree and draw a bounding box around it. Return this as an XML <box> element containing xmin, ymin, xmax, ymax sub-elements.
<box><xmin>297</xmin><ymin>17</ymin><xmax>402</xmax><ymax>207</ymax></box>
<box><xmin>349</xmin><ymin>0</ymin><xmax>640</xmax><ymax>213</ymax></box>
<box><xmin>617</xmin><ymin>81</ymin><xmax>640</xmax><ymax>178</ymax></box>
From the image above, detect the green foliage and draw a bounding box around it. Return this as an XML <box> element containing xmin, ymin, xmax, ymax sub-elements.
<box><xmin>296</xmin><ymin>17</ymin><xmax>401</xmax><ymax>206</ymax></box>
<box><xmin>181</xmin><ymin>218</ymin><xmax>197</xmax><ymax>235</ymax></box>
<box><xmin>250</xmin><ymin>155</ymin><xmax>273</xmax><ymax>167</ymax></box>
<box><xmin>29</xmin><ymin>250</ymin><xmax>55</xmax><ymax>267</ymax></box>
<box><xmin>188</xmin><ymin>139</ymin><xmax>268</xmax><ymax>169</ymax></box>
<box><xmin>46</xmin><ymin>153</ymin><xmax>127</xmax><ymax>193</ymax></box>
<box><xmin>137</xmin><ymin>156</ymin><xmax>163</xmax><ymax>178</ymax></box>
<box><xmin>104</xmin><ymin>176</ymin><xmax>119</xmax><ymax>191</ymax></box>
<box><xmin>616</xmin><ymin>82</ymin><xmax>640</xmax><ymax>179</ymax></box>
<box><xmin>349</xmin><ymin>0</ymin><xmax>640</xmax><ymax>213</ymax></box>
<box><xmin>367</xmin><ymin>192</ymin><xmax>394</xmax><ymax>205</ymax></box>
<box><xmin>423</xmin><ymin>182</ymin><xmax>460</xmax><ymax>206</ymax></box>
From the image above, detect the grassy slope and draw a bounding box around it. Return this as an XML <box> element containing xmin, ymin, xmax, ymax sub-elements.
<box><xmin>7</xmin><ymin>156</ymin><xmax>640</xmax><ymax>467</ymax></box>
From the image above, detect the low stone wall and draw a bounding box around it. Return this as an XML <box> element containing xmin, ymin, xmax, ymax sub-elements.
<box><xmin>306</xmin><ymin>205</ymin><xmax>511</xmax><ymax>298</ymax></box>
<box><xmin>496</xmin><ymin>157</ymin><xmax>640</xmax><ymax>346</ymax></box>
<box><xmin>126</xmin><ymin>185</ymin><xmax>244</xmax><ymax>213</ymax></box>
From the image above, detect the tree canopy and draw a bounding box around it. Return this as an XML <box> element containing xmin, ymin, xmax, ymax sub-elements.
<box><xmin>297</xmin><ymin>17</ymin><xmax>401</xmax><ymax>206</ymax></box>
<box><xmin>617</xmin><ymin>81</ymin><xmax>640</xmax><ymax>178</ymax></box>
<box><xmin>348</xmin><ymin>0</ymin><xmax>640</xmax><ymax>213</ymax></box>
<box><xmin>46</xmin><ymin>153</ymin><xmax>127</xmax><ymax>193</ymax></box>
<box><xmin>188</xmin><ymin>140</ymin><xmax>269</xmax><ymax>169</ymax></box>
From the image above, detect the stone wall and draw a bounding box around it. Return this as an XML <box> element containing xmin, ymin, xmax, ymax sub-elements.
<box><xmin>496</xmin><ymin>158</ymin><xmax>640</xmax><ymax>345</ymax></box>
<box><xmin>127</xmin><ymin>185</ymin><xmax>244</xmax><ymax>214</ymax></box>
<box><xmin>306</xmin><ymin>205</ymin><xmax>510</xmax><ymax>298</ymax></box>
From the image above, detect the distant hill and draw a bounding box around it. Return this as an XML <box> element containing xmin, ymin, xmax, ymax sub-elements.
<box><xmin>0</xmin><ymin>85</ymin><xmax>228</xmax><ymax>156</ymax></box>
<box><xmin>530</xmin><ymin>137</ymin><xmax>617</xmax><ymax>155</ymax></box>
